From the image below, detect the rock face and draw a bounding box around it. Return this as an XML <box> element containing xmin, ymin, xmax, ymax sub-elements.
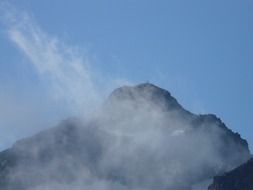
<box><xmin>208</xmin><ymin>158</ymin><xmax>253</xmax><ymax>190</ymax></box>
<box><xmin>0</xmin><ymin>83</ymin><xmax>250</xmax><ymax>190</ymax></box>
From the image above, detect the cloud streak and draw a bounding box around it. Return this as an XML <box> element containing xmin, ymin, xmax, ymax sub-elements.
<box><xmin>0</xmin><ymin>3</ymin><xmax>130</xmax><ymax>150</ymax></box>
<box><xmin>6</xmin><ymin>11</ymin><xmax>99</xmax><ymax>115</ymax></box>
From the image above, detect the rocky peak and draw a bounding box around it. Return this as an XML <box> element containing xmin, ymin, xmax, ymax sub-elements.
<box><xmin>107</xmin><ymin>83</ymin><xmax>188</xmax><ymax>113</ymax></box>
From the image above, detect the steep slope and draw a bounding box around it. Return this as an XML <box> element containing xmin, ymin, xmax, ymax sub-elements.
<box><xmin>0</xmin><ymin>83</ymin><xmax>250</xmax><ymax>190</ymax></box>
<box><xmin>208</xmin><ymin>158</ymin><xmax>253</xmax><ymax>190</ymax></box>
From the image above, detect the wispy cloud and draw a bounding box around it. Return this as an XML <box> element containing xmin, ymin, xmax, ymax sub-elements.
<box><xmin>0</xmin><ymin>2</ymin><xmax>130</xmax><ymax>150</ymax></box>
<box><xmin>8</xmin><ymin>13</ymin><xmax>99</xmax><ymax>115</ymax></box>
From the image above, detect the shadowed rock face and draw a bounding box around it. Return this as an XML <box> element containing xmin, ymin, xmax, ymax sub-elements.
<box><xmin>0</xmin><ymin>83</ymin><xmax>250</xmax><ymax>190</ymax></box>
<box><xmin>208</xmin><ymin>158</ymin><xmax>253</xmax><ymax>190</ymax></box>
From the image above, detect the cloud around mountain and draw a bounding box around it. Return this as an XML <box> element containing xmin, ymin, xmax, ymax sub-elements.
<box><xmin>0</xmin><ymin>83</ymin><xmax>250</xmax><ymax>190</ymax></box>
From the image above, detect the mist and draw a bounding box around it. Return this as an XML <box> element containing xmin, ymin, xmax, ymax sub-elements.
<box><xmin>1</xmin><ymin>84</ymin><xmax>250</xmax><ymax>190</ymax></box>
<box><xmin>0</xmin><ymin>3</ymin><xmax>251</xmax><ymax>190</ymax></box>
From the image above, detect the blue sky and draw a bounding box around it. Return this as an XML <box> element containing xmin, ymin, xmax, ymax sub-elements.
<box><xmin>0</xmin><ymin>0</ymin><xmax>252</xmax><ymax>151</ymax></box>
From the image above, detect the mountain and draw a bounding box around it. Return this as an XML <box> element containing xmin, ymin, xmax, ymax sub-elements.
<box><xmin>208</xmin><ymin>157</ymin><xmax>253</xmax><ymax>190</ymax></box>
<box><xmin>0</xmin><ymin>83</ymin><xmax>250</xmax><ymax>190</ymax></box>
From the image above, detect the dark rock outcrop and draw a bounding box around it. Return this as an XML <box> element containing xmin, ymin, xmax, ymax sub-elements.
<box><xmin>208</xmin><ymin>158</ymin><xmax>253</xmax><ymax>190</ymax></box>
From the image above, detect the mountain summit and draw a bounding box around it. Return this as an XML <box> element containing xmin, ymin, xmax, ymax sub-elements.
<box><xmin>108</xmin><ymin>83</ymin><xmax>182</xmax><ymax>109</ymax></box>
<box><xmin>0</xmin><ymin>83</ymin><xmax>250</xmax><ymax>190</ymax></box>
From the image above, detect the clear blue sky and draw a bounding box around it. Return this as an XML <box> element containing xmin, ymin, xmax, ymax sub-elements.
<box><xmin>0</xmin><ymin>0</ymin><xmax>252</xmax><ymax>151</ymax></box>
